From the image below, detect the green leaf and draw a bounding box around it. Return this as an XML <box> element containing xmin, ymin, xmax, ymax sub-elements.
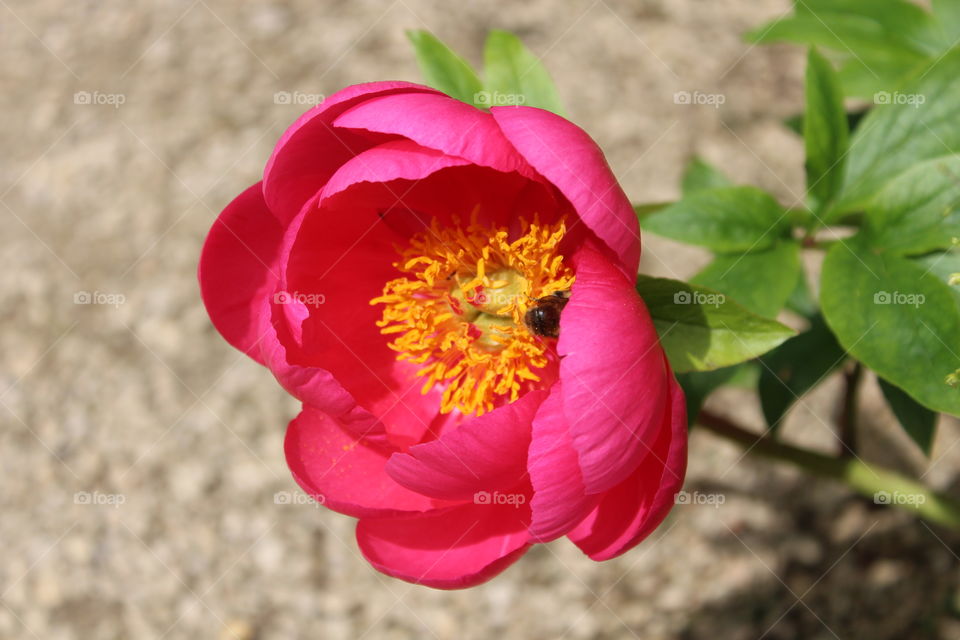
<box><xmin>832</xmin><ymin>48</ymin><xmax>960</xmax><ymax>216</ymax></box>
<box><xmin>835</xmin><ymin>53</ymin><xmax>927</xmax><ymax>100</ymax></box>
<box><xmin>483</xmin><ymin>30</ymin><xmax>564</xmax><ymax>114</ymax></box>
<box><xmin>676</xmin><ymin>366</ymin><xmax>740</xmax><ymax>426</ymax></box>
<box><xmin>643</xmin><ymin>187</ymin><xmax>790</xmax><ymax>252</ymax></box>
<box><xmin>784</xmin><ymin>109</ymin><xmax>869</xmax><ymax>137</ymax></box>
<box><xmin>878</xmin><ymin>377</ymin><xmax>938</xmax><ymax>454</ymax></box>
<box><xmin>934</xmin><ymin>0</ymin><xmax>960</xmax><ymax>42</ymax></box>
<box><xmin>748</xmin><ymin>2</ymin><xmax>939</xmax><ymax>99</ymax></box>
<box><xmin>692</xmin><ymin>241</ymin><xmax>801</xmax><ymax>318</ymax></box>
<box><xmin>786</xmin><ymin>266</ymin><xmax>819</xmax><ymax>318</ymax></box>
<box><xmin>820</xmin><ymin>236</ymin><xmax>960</xmax><ymax>415</ymax></box>
<box><xmin>406</xmin><ymin>30</ymin><xmax>483</xmax><ymax>104</ymax></box>
<box><xmin>636</xmin><ymin>275</ymin><xmax>795</xmax><ymax>373</ymax></box>
<box><xmin>804</xmin><ymin>48</ymin><xmax>849</xmax><ymax>210</ymax></box>
<box><xmin>681</xmin><ymin>157</ymin><xmax>732</xmax><ymax>195</ymax></box>
<box><xmin>913</xmin><ymin>250</ymin><xmax>960</xmax><ymax>304</ymax></box>
<box><xmin>634</xmin><ymin>202</ymin><xmax>670</xmax><ymax>221</ymax></box>
<box><xmin>863</xmin><ymin>155</ymin><xmax>960</xmax><ymax>256</ymax></box>
<box><xmin>758</xmin><ymin>315</ymin><xmax>847</xmax><ymax>431</ymax></box>
<box><xmin>795</xmin><ymin>0</ymin><xmax>943</xmax><ymax>56</ymax></box>
<box><xmin>746</xmin><ymin>14</ymin><xmax>926</xmax><ymax>60</ymax></box>
<box><xmin>728</xmin><ymin>362</ymin><xmax>761</xmax><ymax>388</ymax></box>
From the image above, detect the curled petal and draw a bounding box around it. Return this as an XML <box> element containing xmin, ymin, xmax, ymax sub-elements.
<box><xmin>386</xmin><ymin>390</ymin><xmax>547</xmax><ymax>501</ymax></box>
<box><xmin>260</xmin><ymin>296</ymin><xmax>385</xmax><ymax>438</ymax></box>
<box><xmin>285</xmin><ymin>406</ymin><xmax>457</xmax><ymax>518</ymax></box>
<box><xmin>567</xmin><ymin>372</ymin><xmax>687</xmax><ymax>561</ymax></box>
<box><xmin>356</xmin><ymin>501</ymin><xmax>532</xmax><ymax>589</ymax></box>
<box><xmin>320</xmin><ymin>139</ymin><xmax>471</xmax><ymax>204</ymax></box>
<box><xmin>558</xmin><ymin>243</ymin><xmax>669</xmax><ymax>493</ymax></box>
<box><xmin>263</xmin><ymin>81</ymin><xmax>441</xmax><ymax>224</ymax></box>
<box><xmin>281</xmin><ymin>193</ymin><xmax>443</xmax><ymax>448</ymax></box>
<box><xmin>491</xmin><ymin>106</ymin><xmax>640</xmax><ymax>278</ymax></box>
<box><xmin>333</xmin><ymin>92</ymin><xmax>538</xmax><ymax>180</ymax></box>
<box><xmin>527</xmin><ymin>382</ymin><xmax>599</xmax><ymax>541</ymax></box>
<box><xmin>198</xmin><ymin>182</ymin><xmax>283</xmax><ymax>365</ymax></box>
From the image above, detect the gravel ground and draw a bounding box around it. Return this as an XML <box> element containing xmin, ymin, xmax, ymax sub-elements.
<box><xmin>2</xmin><ymin>1</ymin><xmax>960</xmax><ymax>638</ymax></box>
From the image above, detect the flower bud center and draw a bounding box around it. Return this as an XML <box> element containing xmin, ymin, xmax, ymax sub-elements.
<box><xmin>370</xmin><ymin>212</ymin><xmax>574</xmax><ymax>416</ymax></box>
<box><xmin>448</xmin><ymin>267</ymin><xmax>528</xmax><ymax>350</ymax></box>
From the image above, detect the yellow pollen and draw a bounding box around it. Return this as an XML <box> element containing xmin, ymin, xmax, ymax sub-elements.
<box><xmin>370</xmin><ymin>211</ymin><xmax>575</xmax><ymax>416</ymax></box>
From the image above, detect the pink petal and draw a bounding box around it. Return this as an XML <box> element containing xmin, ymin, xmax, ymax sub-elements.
<box><xmin>527</xmin><ymin>382</ymin><xmax>600</xmax><ymax>541</ymax></box>
<box><xmin>558</xmin><ymin>243</ymin><xmax>669</xmax><ymax>493</ymax></box>
<box><xmin>321</xmin><ymin>163</ymin><xmax>561</xmax><ymax>238</ymax></box>
<box><xmin>280</xmin><ymin>192</ymin><xmax>443</xmax><ymax>448</ymax></box>
<box><xmin>333</xmin><ymin>92</ymin><xmax>539</xmax><ymax>180</ymax></box>
<box><xmin>385</xmin><ymin>390</ymin><xmax>547</xmax><ymax>501</ymax></box>
<box><xmin>285</xmin><ymin>406</ymin><xmax>457</xmax><ymax>518</ymax></box>
<box><xmin>319</xmin><ymin>139</ymin><xmax>471</xmax><ymax>205</ymax></box>
<box><xmin>263</xmin><ymin>81</ymin><xmax>440</xmax><ymax>224</ymax></box>
<box><xmin>259</xmin><ymin>296</ymin><xmax>386</xmax><ymax>439</ymax></box>
<box><xmin>491</xmin><ymin>107</ymin><xmax>641</xmax><ymax>278</ymax></box>
<box><xmin>356</xmin><ymin>501</ymin><xmax>532</xmax><ymax>589</ymax></box>
<box><xmin>567</xmin><ymin>372</ymin><xmax>687</xmax><ymax>561</ymax></box>
<box><xmin>205</xmin><ymin>193</ymin><xmax>384</xmax><ymax>438</ymax></box>
<box><xmin>198</xmin><ymin>182</ymin><xmax>283</xmax><ymax>365</ymax></box>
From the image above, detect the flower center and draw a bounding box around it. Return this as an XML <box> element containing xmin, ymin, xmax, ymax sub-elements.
<box><xmin>371</xmin><ymin>212</ymin><xmax>574</xmax><ymax>416</ymax></box>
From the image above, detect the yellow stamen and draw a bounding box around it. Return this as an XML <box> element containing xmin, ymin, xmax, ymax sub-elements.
<box><xmin>370</xmin><ymin>212</ymin><xmax>574</xmax><ymax>416</ymax></box>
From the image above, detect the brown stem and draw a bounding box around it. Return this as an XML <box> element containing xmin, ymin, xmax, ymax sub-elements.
<box><xmin>838</xmin><ymin>362</ymin><xmax>863</xmax><ymax>458</ymax></box>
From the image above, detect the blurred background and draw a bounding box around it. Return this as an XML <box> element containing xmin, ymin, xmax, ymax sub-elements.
<box><xmin>2</xmin><ymin>0</ymin><xmax>959</xmax><ymax>638</ymax></box>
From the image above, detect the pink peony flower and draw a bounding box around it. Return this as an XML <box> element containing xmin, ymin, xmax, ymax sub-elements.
<box><xmin>199</xmin><ymin>81</ymin><xmax>687</xmax><ymax>589</ymax></box>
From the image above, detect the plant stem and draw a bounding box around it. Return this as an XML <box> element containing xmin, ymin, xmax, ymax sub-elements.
<box><xmin>697</xmin><ymin>410</ymin><xmax>960</xmax><ymax>530</ymax></box>
<box><xmin>838</xmin><ymin>361</ymin><xmax>863</xmax><ymax>457</ymax></box>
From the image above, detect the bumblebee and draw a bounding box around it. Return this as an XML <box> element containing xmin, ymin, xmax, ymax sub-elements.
<box><xmin>523</xmin><ymin>291</ymin><xmax>570</xmax><ymax>338</ymax></box>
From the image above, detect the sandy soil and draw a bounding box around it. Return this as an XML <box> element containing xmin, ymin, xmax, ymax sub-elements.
<box><xmin>2</xmin><ymin>0</ymin><xmax>959</xmax><ymax>638</ymax></box>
